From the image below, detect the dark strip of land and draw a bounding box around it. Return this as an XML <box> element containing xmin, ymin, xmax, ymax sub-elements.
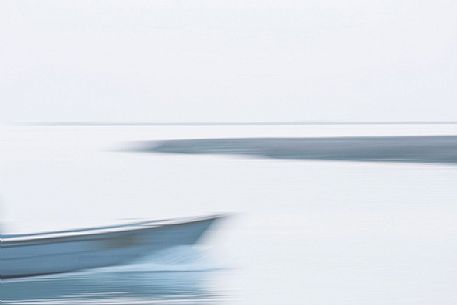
<box><xmin>132</xmin><ymin>136</ymin><xmax>457</xmax><ymax>164</ymax></box>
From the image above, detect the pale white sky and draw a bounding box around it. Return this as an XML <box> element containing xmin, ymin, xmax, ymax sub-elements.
<box><xmin>1</xmin><ymin>0</ymin><xmax>456</xmax><ymax>123</ymax></box>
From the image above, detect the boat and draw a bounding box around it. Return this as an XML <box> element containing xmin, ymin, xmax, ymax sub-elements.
<box><xmin>0</xmin><ymin>215</ymin><xmax>223</xmax><ymax>279</ymax></box>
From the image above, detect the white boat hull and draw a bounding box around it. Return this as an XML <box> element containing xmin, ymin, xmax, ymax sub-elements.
<box><xmin>0</xmin><ymin>215</ymin><xmax>221</xmax><ymax>279</ymax></box>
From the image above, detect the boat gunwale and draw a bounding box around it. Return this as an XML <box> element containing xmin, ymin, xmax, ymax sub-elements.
<box><xmin>0</xmin><ymin>215</ymin><xmax>222</xmax><ymax>248</ymax></box>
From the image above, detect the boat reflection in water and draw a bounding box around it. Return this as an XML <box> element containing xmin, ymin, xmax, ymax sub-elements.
<box><xmin>2</xmin><ymin>266</ymin><xmax>223</xmax><ymax>304</ymax></box>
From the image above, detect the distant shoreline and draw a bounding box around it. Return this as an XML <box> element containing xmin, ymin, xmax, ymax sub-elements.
<box><xmin>132</xmin><ymin>136</ymin><xmax>457</xmax><ymax>165</ymax></box>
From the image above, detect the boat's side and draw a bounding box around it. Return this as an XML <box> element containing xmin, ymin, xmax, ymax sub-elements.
<box><xmin>0</xmin><ymin>216</ymin><xmax>220</xmax><ymax>279</ymax></box>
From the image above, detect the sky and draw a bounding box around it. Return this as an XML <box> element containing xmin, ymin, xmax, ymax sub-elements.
<box><xmin>1</xmin><ymin>0</ymin><xmax>456</xmax><ymax>123</ymax></box>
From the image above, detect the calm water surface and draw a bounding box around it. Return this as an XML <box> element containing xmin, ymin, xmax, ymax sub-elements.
<box><xmin>1</xmin><ymin>125</ymin><xmax>457</xmax><ymax>305</ymax></box>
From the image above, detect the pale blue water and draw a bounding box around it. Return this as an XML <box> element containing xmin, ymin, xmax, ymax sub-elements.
<box><xmin>1</xmin><ymin>247</ymin><xmax>227</xmax><ymax>304</ymax></box>
<box><xmin>2</xmin><ymin>124</ymin><xmax>457</xmax><ymax>305</ymax></box>
<box><xmin>2</xmin><ymin>271</ymin><xmax>221</xmax><ymax>304</ymax></box>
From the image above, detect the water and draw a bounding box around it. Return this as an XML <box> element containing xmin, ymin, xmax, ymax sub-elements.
<box><xmin>2</xmin><ymin>124</ymin><xmax>457</xmax><ymax>304</ymax></box>
<box><xmin>1</xmin><ymin>247</ymin><xmax>224</xmax><ymax>304</ymax></box>
<box><xmin>2</xmin><ymin>271</ymin><xmax>220</xmax><ymax>304</ymax></box>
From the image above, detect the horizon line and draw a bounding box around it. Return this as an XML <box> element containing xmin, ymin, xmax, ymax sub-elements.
<box><xmin>17</xmin><ymin>121</ymin><xmax>457</xmax><ymax>126</ymax></box>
